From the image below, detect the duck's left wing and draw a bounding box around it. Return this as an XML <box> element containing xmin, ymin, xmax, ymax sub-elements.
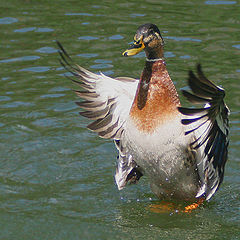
<box><xmin>57</xmin><ymin>41</ymin><xmax>139</xmax><ymax>140</ymax></box>
<box><xmin>178</xmin><ymin>64</ymin><xmax>230</xmax><ymax>200</ymax></box>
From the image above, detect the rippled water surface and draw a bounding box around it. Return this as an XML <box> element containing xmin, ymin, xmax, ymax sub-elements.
<box><xmin>0</xmin><ymin>0</ymin><xmax>239</xmax><ymax>239</ymax></box>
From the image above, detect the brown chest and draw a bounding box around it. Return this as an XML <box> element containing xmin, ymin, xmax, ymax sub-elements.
<box><xmin>130</xmin><ymin>62</ymin><xmax>180</xmax><ymax>133</ymax></box>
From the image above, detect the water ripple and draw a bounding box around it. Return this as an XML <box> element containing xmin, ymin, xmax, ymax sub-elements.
<box><xmin>101</xmin><ymin>70</ymin><xmax>114</xmax><ymax>76</ymax></box>
<box><xmin>1</xmin><ymin>101</ymin><xmax>34</xmax><ymax>108</ymax></box>
<box><xmin>2</xmin><ymin>77</ymin><xmax>10</xmax><ymax>81</ymax></box>
<box><xmin>53</xmin><ymin>102</ymin><xmax>77</xmax><ymax>112</ymax></box>
<box><xmin>166</xmin><ymin>36</ymin><xmax>202</xmax><ymax>42</ymax></box>
<box><xmin>0</xmin><ymin>56</ymin><xmax>40</xmax><ymax>63</ymax></box>
<box><xmin>77</xmin><ymin>53</ymin><xmax>98</xmax><ymax>58</ymax></box>
<box><xmin>205</xmin><ymin>1</ymin><xmax>237</xmax><ymax>4</ymax></box>
<box><xmin>78</xmin><ymin>36</ymin><xmax>99</xmax><ymax>40</ymax></box>
<box><xmin>19</xmin><ymin>66</ymin><xmax>50</xmax><ymax>72</ymax></box>
<box><xmin>35</xmin><ymin>28</ymin><xmax>54</xmax><ymax>33</ymax></box>
<box><xmin>49</xmin><ymin>87</ymin><xmax>70</xmax><ymax>92</ymax></box>
<box><xmin>35</xmin><ymin>47</ymin><xmax>58</xmax><ymax>54</ymax></box>
<box><xmin>65</xmin><ymin>13</ymin><xmax>93</xmax><ymax>16</ymax></box>
<box><xmin>0</xmin><ymin>17</ymin><xmax>18</xmax><ymax>24</ymax></box>
<box><xmin>232</xmin><ymin>44</ymin><xmax>240</xmax><ymax>50</ymax></box>
<box><xmin>94</xmin><ymin>59</ymin><xmax>112</xmax><ymax>64</ymax></box>
<box><xmin>14</xmin><ymin>27</ymin><xmax>54</xmax><ymax>33</ymax></box>
<box><xmin>14</xmin><ymin>27</ymin><xmax>36</xmax><ymax>33</ymax></box>
<box><xmin>32</xmin><ymin>118</ymin><xmax>64</xmax><ymax>128</ymax></box>
<box><xmin>109</xmin><ymin>35</ymin><xmax>124</xmax><ymax>40</ymax></box>
<box><xmin>130</xmin><ymin>13</ymin><xmax>146</xmax><ymax>17</ymax></box>
<box><xmin>165</xmin><ymin>52</ymin><xmax>176</xmax><ymax>58</ymax></box>
<box><xmin>40</xmin><ymin>94</ymin><xmax>65</xmax><ymax>99</ymax></box>
<box><xmin>0</xmin><ymin>96</ymin><xmax>11</xmax><ymax>102</ymax></box>
<box><xmin>4</xmin><ymin>111</ymin><xmax>46</xmax><ymax>119</ymax></box>
<box><xmin>16</xmin><ymin>124</ymin><xmax>35</xmax><ymax>133</ymax></box>
<box><xmin>58</xmin><ymin>148</ymin><xmax>80</xmax><ymax>155</ymax></box>
<box><xmin>90</xmin><ymin>64</ymin><xmax>113</xmax><ymax>69</ymax></box>
<box><xmin>179</xmin><ymin>55</ymin><xmax>191</xmax><ymax>59</ymax></box>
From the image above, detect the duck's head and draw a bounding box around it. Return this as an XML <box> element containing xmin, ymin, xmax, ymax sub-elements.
<box><xmin>123</xmin><ymin>23</ymin><xmax>164</xmax><ymax>60</ymax></box>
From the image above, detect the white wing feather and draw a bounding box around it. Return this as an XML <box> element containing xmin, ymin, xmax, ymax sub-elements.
<box><xmin>57</xmin><ymin>41</ymin><xmax>138</xmax><ymax>140</ymax></box>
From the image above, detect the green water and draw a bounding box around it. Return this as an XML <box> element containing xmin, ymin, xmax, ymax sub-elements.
<box><xmin>0</xmin><ymin>0</ymin><xmax>239</xmax><ymax>239</ymax></box>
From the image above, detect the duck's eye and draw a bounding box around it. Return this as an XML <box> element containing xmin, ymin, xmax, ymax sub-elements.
<box><xmin>133</xmin><ymin>35</ymin><xmax>143</xmax><ymax>45</ymax></box>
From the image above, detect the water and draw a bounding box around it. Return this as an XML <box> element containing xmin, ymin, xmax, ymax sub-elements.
<box><xmin>0</xmin><ymin>0</ymin><xmax>239</xmax><ymax>239</ymax></box>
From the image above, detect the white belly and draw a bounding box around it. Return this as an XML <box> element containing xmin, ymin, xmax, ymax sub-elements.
<box><xmin>124</xmin><ymin>115</ymin><xmax>200</xmax><ymax>200</ymax></box>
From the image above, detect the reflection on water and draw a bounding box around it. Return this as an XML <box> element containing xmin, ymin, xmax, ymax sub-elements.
<box><xmin>205</xmin><ymin>1</ymin><xmax>237</xmax><ymax>5</ymax></box>
<box><xmin>0</xmin><ymin>0</ymin><xmax>239</xmax><ymax>239</ymax></box>
<box><xmin>14</xmin><ymin>27</ymin><xmax>54</xmax><ymax>33</ymax></box>
<box><xmin>0</xmin><ymin>56</ymin><xmax>40</xmax><ymax>63</ymax></box>
<box><xmin>35</xmin><ymin>47</ymin><xmax>58</xmax><ymax>54</ymax></box>
<box><xmin>0</xmin><ymin>17</ymin><xmax>18</xmax><ymax>24</ymax></box>
<box><xmin>165</xmin><ymin>36</ymin><xmax>202</xmax><ymax>42</ymax></box>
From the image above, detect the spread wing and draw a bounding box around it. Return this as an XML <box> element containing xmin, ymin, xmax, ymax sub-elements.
<box><xmin>57</xmin><ymin>41</ymin><xmax>139</xmax><ymax>140</ymax></box>
<box><xmin>57</xmin><ymin>41</ymin><xmax>141</xmax><ymax>189</ymax></box>
<box><xmin>178</xmin><ymin>64</ymin><xmax>230</xmax><ymax>200</ymax></box>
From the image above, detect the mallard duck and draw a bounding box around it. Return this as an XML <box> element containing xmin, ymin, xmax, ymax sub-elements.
<box><xmin>57</xmin><ymin>23</ymin><xmax>229</xmax><ymax>202</ymax></box>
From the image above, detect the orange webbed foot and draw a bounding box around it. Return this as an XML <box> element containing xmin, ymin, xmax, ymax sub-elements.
<box><xmin>148</xmin><ymin>198</ymin><xmax>205</xmax><ymax>214</ymax></box>
<box><xmin>184</xmin><ymin>198</ymin><xmax>205</xmax><ymax>213</ymax></box>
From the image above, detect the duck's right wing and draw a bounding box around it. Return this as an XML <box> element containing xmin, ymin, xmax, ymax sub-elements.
<box><xmin>57</xmin><ymin>41</ymin><xmax>139</xmax><ymax>140</ymax></box>
<box><xmin>57</xmin><ymin>41</ymin><xmax>141</xmax><ymax>190</ymax></box>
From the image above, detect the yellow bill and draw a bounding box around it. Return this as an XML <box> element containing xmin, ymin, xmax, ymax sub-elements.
<box><xmin>122</xmin><ymin>36</ymin><xmax>145</xmax><ymax>56</ymax></box>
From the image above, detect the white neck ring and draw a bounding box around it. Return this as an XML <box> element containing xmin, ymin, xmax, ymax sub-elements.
<box><xmin>146</xmin><ymin>57</ymin><xmax>164</xmax><ymax>62</ymax></box>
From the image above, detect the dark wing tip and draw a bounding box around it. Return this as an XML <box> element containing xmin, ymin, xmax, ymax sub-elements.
<box><xmin>196</xmin><ymin>63</ymin><xmax>202</xmax><ymax>74</ymax></box>
<box><xmin>178</xmin><ymin>106</ymin><xmax>207</xmax><ymax>116</ymax></box>
<box><xmin>181</xmin><ymin>63</ymin><xmax>230</xmax><ymax>200</ymax></box>
<box><xmin>56</xmin><ymin>40</ymin><xmax>73</xmax><ymax>62</ymax></box>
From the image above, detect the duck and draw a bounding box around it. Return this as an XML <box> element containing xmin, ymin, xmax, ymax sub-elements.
<box><xmin>57</xmin><ymin>23</ymin><xmax>229</xmax><ymax>203</ymax></box>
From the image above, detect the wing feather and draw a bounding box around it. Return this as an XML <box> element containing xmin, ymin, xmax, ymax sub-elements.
<box><xmin>57</xmin><ymin>41</ymin><xmax>139</xmax><ymax>140</ymax></box>
<box><xmin>178</xmin><ymin>64</ymin><xmax>230</xmax><ymax>200</ymax></box>
<box><xmin>182</xmin><ymin>90</ymin><xmax>211</xmax><ymax>104</ymax></box>
<box><xmin>57</xmin><ymin>41</ymin><xmax>143</xmax><ymax>188</ymax></box>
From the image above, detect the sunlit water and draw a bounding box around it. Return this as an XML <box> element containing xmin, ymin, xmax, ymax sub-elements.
<box><xmin>0</xmin><ymin>0</ymin><xmax>239</xmax><ymax>239</ymax></box>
